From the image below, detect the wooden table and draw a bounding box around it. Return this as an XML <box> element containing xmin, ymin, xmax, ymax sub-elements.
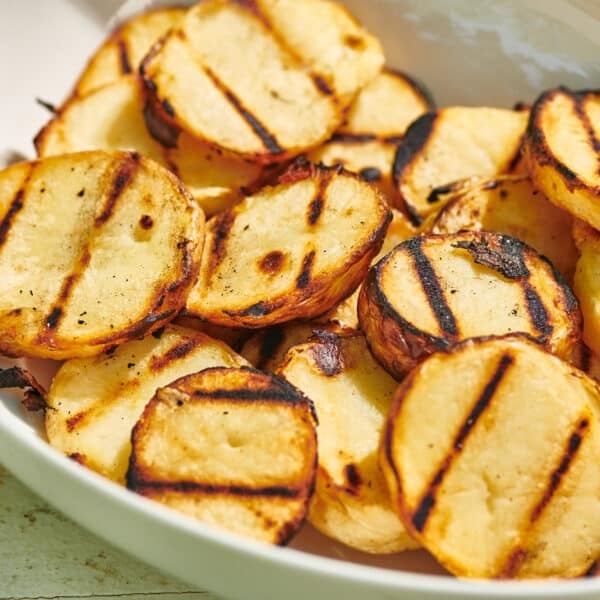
<box><xmin>0</xmin><ymin>464</ymin><xmax>220</xmax><ymax>600</ymax></box>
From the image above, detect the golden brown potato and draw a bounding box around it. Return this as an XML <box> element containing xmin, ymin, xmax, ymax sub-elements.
<box><xmin>0</xmin><ymin>151</ymin><xmax>202</xmax><ymax>359</ymax></box>
<box><xmin>185</xmin><ymin>161</ymin><xmax>391</xmax><ymax>328</ymax></box>
<box><xmin>380</xmin><ymin>335</ymin><xmax>600</xmax><ymax>578</ymax></box>
<box><xmin>358</xmin><ymin>231</ymin><xmax>581</xmax><ymax>378</ymax></box>
<box><xmin>45</xmin><ymin>325</ymin><xmax>247</xmax><ymax>483</ymax></box>
<box><xmin>392</xmin><ymin>107</ymin><xmax>528</xmax><ymax>224</ymax></box>
<box><xmin>308</xmin><ymin>69</ymin><xmax>433</xmax><ymax>202</ymax></box>
<box><xmin>523</xmin><ymin>87</ymin><xmax>600</xmax><ymax>230</ymax></box>
<box><xmin>74</xmin><ymin>7</ymin><xmax>186</xmax><ymax>97</ymax></box>
<box><xmin>278</xmin><ymin>332</ymin><xmax>418</xmax><ymax>553</ymax></box>
<box><xmin>35</xmin><ymin>75</ymin><xmax>264</xmax><ymax>217</ymax></box>
<box><xmin>127</xmin><ymin>366</ymin><xmax>317</xmax><ymax>544</ymax></box>
<box><xmin>427</xmin><ymin>175</ymin><xmax>577</xmax><ymax>283</ymax></box>
<box><xmin>140</xmin><ymin>0</ymin><xmax>383</xmax><ymax>162</ymax></box>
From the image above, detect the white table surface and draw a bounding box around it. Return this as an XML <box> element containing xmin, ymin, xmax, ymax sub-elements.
<box><xmin>0</xmin><ymin>463</ymin><xmax>220</xmax><ymax>600</ymax></box>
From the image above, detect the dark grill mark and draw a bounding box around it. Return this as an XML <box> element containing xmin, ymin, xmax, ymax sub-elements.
<box><xmin>117</xmin><ymin>37</ymin><xmax>132</xmax><ymax>74</ymax></box>
<box><xmin>66</xmin><ymin>411</ymin><xmax>87</xmax><ymax>432</ymax></box>
<box><xmin>143</xmin><ymin>97</ymin><xmax>180</xmax><ymax>148</ymax></box>
<box><xmin>311</xmin><ymin>74</ymin><xmax>334</xmax><ymax>96</ymax></box>
<box><xmin>358</xmin><ymin>167</ymin><xmax>382</xmax><ymax>182</ymax></box>
<box><xmin>149</xmin><ymin>338</ymin><xmax>201</xmax><ymax>372</ymax></box>
<box><xmin>258</xmin><ymin>250</ymin><xmax>285</xmax><ymax>274</ymax></box>
<box><xmin>95</xmin><ymin>154</ymin><xmax>140</xmax><ymax>226</ymax></box>
<box><xmin>206</xmin><ymin>211</ymin><xmax>235</xmax><ymax>279</ymax></box>
<box><xmin>405</xmin><ymin>237</ymin><xmax>458</xmax><ymax>338</ymax></box>
<box><xmin>45</xmin><ymin>307</ymin><xmax>63</xmax><ymax>330</ymax></box>
<box><xmin>500</xmin><ymin>547</ymin><xmax>528</xmax><ymax>578</ymax></box>
<box><xmin>307</xmin><ymin>172</ymin><xmax>332</xmax><ymax>226</ymax></box>
<box><xmin>574</xmin><ymin>93</ymin><xmax>600</xmax><ymax>173</ymax></box>
<box><xmin>296</xmin><ymin>250</ymin><xmax>315</xmax><ymax>289</ymax></box>
<box><xmin>139</xmin><ymin>214</ymin><xmax>154</xmax><ymax>230</ymax></box>
<box><xmin>524</xmin><ymin>285</ymin><xmax>553</xmax><ymax>338</ymax></box>
<box><xmin>256</xmin><ymin>326</ymin><xmax>284</xmax><ymax>369</ymax></box>
<box><xmin>330</xmin><ymin>132</ymin><xmax>377</xmax><ymax>144</ymax></box>
<box><xmin>529</xmin><ymin>417</ymin><xmax>589</xmax><ymax>523</ymax></box>
<box><xmin>344</xmin><ymin>463</ymin><xmax>362</xmax><ymax>489</ymax></box>
<box><xmin>310</xmin><ymin>334</ymin><xmax>343</xmax><ymax>376</ymax></box>
<box><xmin>203</xmin><ymin>67</ymin><xmax>283</xmax><ymax>155</ymax></box>
<box><xmin>411</xmin><ymin>354</ymin><xmax>513</xmax><ymax>532</ymax></box>
<box><xmin>191</xmin><ymin>386</ymin><xmax>300</xmax><ymax>404</ymax></box>
<box><xmin>0</xmin><ymin>188</ymin><xmax>25</xmax><ymax>248</ymax></box>
<box><xmin>162</xmin><ymin>98</ymin><xmax>175</xmax><ymax>117</ymax></box>
<box><xmin>343</xmin><ymin>34</ymin><xmax>365</xmax><ymax>49</ymax></box>
<box><xmin>225</xmin><ymin>300</ymin><xmax>283</xmax><ymax>318</ymax></box>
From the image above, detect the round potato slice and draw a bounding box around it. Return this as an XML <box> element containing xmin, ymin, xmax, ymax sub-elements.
<box><xmin>185</xmin><ymin>161</ymin><xmax>391</xmax><ymax>328</ymax></box>
<box><xmin>523</xmin><ymin>87</ymin><xmax>600</xmax><ymax>231</ymax></box>
<box><xmin>140</xmin><ymin>0</ymin><xmax>383</xmax><ymax>162</ymax></box>
<box><xmin>358</xmin><ymin>231</ymin><xmax>580</xmax><ymax>378</ymax></box>
<box><xmin>74</xmin><ymin>7</ymin><xmax>187</xmax><ymax>97</ymax></box>
<box><xmin>392</xmin><ymin>107</ymin><xmax>528</xmax><ymax>224</ymax></box>
<box><xmin>278</xmin><ymin>332</ymin><xmax>418</xmax><ymax>554</ymax></box>
<box><xmin>428</xmin><ymin>175</ymin><xmax>577</xmax><ymax>283</ymax></box>
<box><xmin>46</xmin><ymin>324</ymin><xmax>247</xmax><ymax>483</ymax></box>
<box><xmin>0</xmin><ymin>151</ymin><xmax>202</xmax><ymax>359</ymax></box>
<box><xmin>380</xmin><ymin>336</ymin><xmax>600</xmax><ymax>578</ymax></box>
<box><xmin>126</xmin><ymin>366</ymin><xmax>317</xmax><ymax>545</ymax></box>
<box><xmin>35</xmin><ymin>75</ymin><xmax>264</xmax><ymax>216</ymax></box>
<box><xmin>308</xmin><ymin>69</ymin><xmax>433</xmax><ymax>202</ymax></box>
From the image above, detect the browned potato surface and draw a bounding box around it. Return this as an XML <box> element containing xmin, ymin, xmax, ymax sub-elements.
<box><xmin>186</xmin><ymin>161</ymin><xmax>390</xmax><ymax>328</ymax></box>
<box><xmin>358</xmin><ymin>231</ymin><xmax>580</xmax><ymax>378</ymax></box>
<box><xmin>380</xmin><ymin>336</ymin><xmax>600</xmax><ymax>578</ymax></box>
<box><xmin>127</xmin><ymin>366</ymin><xmax>317</xmax><ymax>544</ymax></box>
<box><xmin>0</xmin><ymin>151</ymin><xmax>202</xmax><ymax>359</ymax></box>
<box><xmin>140</xmin><ymin>0</ymin><xmax>383</xmax><ymax>162</ymax></box>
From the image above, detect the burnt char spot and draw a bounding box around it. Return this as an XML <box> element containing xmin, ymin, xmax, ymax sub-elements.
<box><xmin>0</xmin><ymin>366</ymin><xmax>47</xmax><ymax>411</ymax></box>
<box><xmin>95</xmin><ymin>154</ymin><xmax>140</xmax><ymax>226</ymax></box>
<box><xmin>203</xmin><ymin>66</ymin><xmax>283</xmax><ymax>156</ymax></box>
<box><xmin>162</xmin><ymin>98</ymin><xmax>175</xmax><ymax>117</ymax></box>
<box><xmin>529</xmin><ymin>417</ymin><xmax>589</xmax><ymax>523</ymax></box>
<box><xmin>426</xmin><ymin>181</ymin><xmax>461</xmax><ymax>205</ymax></box>
<box><xmin>358</xmin><ymin>167</ymin><xmax>382</xmax><ymax>182</ymax></box>
<box><xmin>0</xmin><ymin>189</ymin><xmax>25</xmax><ymax>248</ymax></box>
<box><xmin>258</xmin><ymin>250</ymin><xmax>285</xmax><ymax>274</ymax></box>
<box><xmin>143</xmin><ymin>97</ymin><xmax>180</xmax><ymax>148</ymax></box>
<box><xmin>500</xmin><ymin>547</ymin><xmax>528</xmax><ymax>578</ymax></box>
<box><xmin>256</xmin><ymin>326</ymin><xmax>285</xmax><ymax>369</ymax></box>
<box><xmin>310</xmin><ymin>334</ymin><xmax>343</xmax><ymax>376</ymax></box>
<box><xmin>149</xmin><ymin>338</ymin><xmax>201</xmax><ymax>372</ymax></box>
<box><xmin>224</xmin><ymin>300</ymin><xmax>284</xmax><ymax>319</ymax></box>
<box><xmin>411</xmin><ymin>354</ymin><xmax>513</xmax><ymax>533</ymax></box>
<box><xmin>296</xmin><ymin>251</ymin><xmax>315</xmax><ymax>289</ymax></box>
<box><xmin>45</xmin><ymin>307</ymin><xmax>63</xmax><ymax>329</ymax></box>
<box><xmin>207</xmin><ymin>211</ymin><xmax>235</xmax><ymax>279</ymax></box>
<box><xmin>311</xmin><ymin>74</ymin><xmax>334</xmax><ymax>96</ymax></box>
<box><xmin>139</xmin><ymin>214</ymin><xmax>154</xmax><ymax>229</ymax></box>
<box><xmin>405</xmin><ymin>237</ymin><xmax>458</xmax><ymax>338</ymax></box>
<box><xmin>524</xmin><ymin>286</ymin><xmax>553</xmax><ymax>339</ymax></box>
<box><xmin>117</xmin><ymin>37</ymin><xmax>132</xmax><ymax>74</ymax></box>
<box><xmin>330</xmin><ymin>132</ymin><xmax>377</xmax><ymax>144</ymax></box>
<box><xmin>453</xmin><ymin>236</ymin><xmax>530</xmax><ymax>280</ymax></box>
<box><xmin>344</xmin><ymin>463</ymin><xmax>362</xmax><ymax>489</ymax></box>
<box><xmin>66</xmin><ymin>411</ymin><xmax>87</xmax><ymax>432</ymax></box>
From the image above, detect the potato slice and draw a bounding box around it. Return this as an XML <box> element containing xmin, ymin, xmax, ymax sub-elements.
<box><xmin>317</xmin><ymin>208</ymin><xmax>416</xmax><ymax>329</ymax></box>
<box><xmin>46</xmin><ymin>325</ymin><xmax>247</xmax><ymax>482</ymax></box>
<box><xmin>127</xmin><ymin>366</ymin><xmax>317</xmax><ymax>544</ymax></box>
<box><xmin>308</xmin><ymin>69</ymin><xmax>433</xmax><ymax>202</ymax></box>
<box><xmin>428</xmin><ymin>175</ymin><xmax>577</xmax><ymax>283</ymax></box>
<box><xmin>380</xmin><ymin>336</ymin><xmax>600</xmax><ymax>578</ymax></box>
<box><xmin>392</xmin><ymin>107</ymin><xmax>528</xmax><ymax>224</ymax></box>
<box><xmin>358</xmin><ymin>231</ymin><xmax>580</xmax><ymax>378</ymax></box>
<box><xmin>74</xmin><ymin>7</ymin><xmax>186</xmax><ymax>97</ymax></box>
<box><xmin>185</xmin><ymin>161</ymin><xmax>390</xmax><ymax>328</ymax></box>
<box><xmin>35</xmin><ymin>75</ymin><xmax>263</xmax><ymax>216</ymax></box>
<box><xmin>0</xmin><ymin>151</ymin><xmax>202</xmax><ymax>359</ymax></box>
<box><xmin>140</xmin><ymin>0</ymin><xmax>383</xmax><ymax>162</ymax></box>
<box><xmin>523</xmin><ymin>87</ymin><xmax>600</xmax><ymax>230</ymax></box>
<box><xmin>278</xmin><ymin>332</ymin><xmax>418</xmax><ymax>554</ymax></box>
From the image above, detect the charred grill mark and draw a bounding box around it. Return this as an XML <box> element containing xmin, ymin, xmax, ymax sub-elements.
<box><xmin>45</xmin><ymin>307</ymin><xmax>63</xmax><ymax>330</ymax></box>
<box><xmin>116</xmin><ymin>37</ymin><xmax>132</xmax><ymax>74</ymax></box>
<box><xmin>411</xmin><ymin>354</ymin><xmax>513</xmax><ymax>533</ymax></box>
<box><xmin>95</xmin><ymin>154</ymin><xmax>140</xmax><ymax>226</ymax></box>
<box><xmin>162</xmin><ymin>98</ymin><xmax>175</xmax><ymax>117</ymax></box>
<box><xmin>206</xmin><ymin>211</ymin><xmax>235</xmax><ymax>280</ymax></box>
<box><xmin>405</xmin><ymin>237</ymin><xmax>458</xmax><ymax>338</ymax></box>
<box><xmin>224</xmin><ymin>299</ymin><xmax>284</xmax><ymax>318</ymax></box>
<box><xmin>581</xmin><ymin>344</ymin><xmax>592</xmax><ymax>374</ymax></box>
<box><xmin>393</xmin><ymin>112</ymin><xmax>437</xmax><ymax>225</ymax></box>
<box><xmin>330</xmin><ymin>132</ymin><xmax>376</xmax><ymax>144</ymax></box>
<box><xmin>149</xmin><ymin>337</ymin><xmax>202</xmax><ymax>372</ymax></box>
<box><xmin>191</xmin><ymin>386</ymin><xmax>301</xmax><ymax>403</ymax></box>
<box><xmin>66</xmin><ymin>411</ymin><xmax>87</xmax><ymax>432</ymax></box>
<box><xmin>256</xmin><ymin>326</ymin><xmax>284</xmax><ymax>369</ymax></box>
<box><xmin>296</xmin><ymin>250</ymin><xmax>315</xmax><ymax>289</ymax></box>
<box><xmin>310</xmin><ymin>335</ymin><xmax>343</xmax><ymax>376</ymax></box>
<box><xmin>311</xmin><ymin>74</ymin><xmax>334</xmax><ymax>96</ymax></box>
<box><xmin>307</xmin><ymin>173</ymin><xmax>332</xmax><ymax>226</ymax></box>
<box><xmin>358</xmin><ymin>167</ymin><xmax>382</xmax><ymax>182</ymax></box>
<box><xmin>258</xmin><ymin>250</ymin><xmax>285</xmax><ymax>274</ymax></box>
<box><xmin>524</xmin><ymin>286</ymin><xmax>553</xmax><ymax>339</ymax></box>
<box><xmin>143</xmin><ymin>97</ymin><xmax>180</xmax><ymax>148</ymax></box>
<box><xmin>203</xmin><ymin>66</ymin><xmax>283</xmax><ymax>155</ymax></box>
<box><xmin>574</xmin><ymin>93</ymin><xmax>600</xmax><ymax>173</ymax></box>
<box><xmin>529</xmin><ymin>417</ymin><xmax>589</xmax><ymax>524</ymax></box>
<box><xmin>0</xmin><ymin>189</ymin><xmax>25</xmax><ymax>248</ymax></box>
<box><xmin>344</xmin><ymin>463</ymin><xmax>362</xmax><ymax>489</ymax></box>
<box><xmin>499</xmin><ymin>546</ymin><xmax>528</xmax><ymax>578</ymax></box>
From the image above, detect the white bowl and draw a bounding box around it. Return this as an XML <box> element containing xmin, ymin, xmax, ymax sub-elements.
<box><xmin>1</xmin><ymin>2</ymin><xmax>600</xmax><ymax>599</ymax></box>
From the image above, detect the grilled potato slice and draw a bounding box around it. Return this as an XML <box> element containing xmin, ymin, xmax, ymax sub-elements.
<box><xmin>185</xmin><ymin>161</ymin><xmax>391</xmax><ymax>328</ymax></box>
<box><xmin>0</xmin><ymin>151</ymin><xmax>202</xmax><ymax>359</ymax></box>
<box><xmin>358</xmin><ymin>231</ymin><xmax>580</xmax><ymax>378</ymax></box>
<box><xmin>317</xmin><ymin>208</ymin><xmax>416</xmax><ymax>329</ymax></box>
<box><xmin>308</xmin><ymin>69</ymin><xmax>433</xmax><ymax>201</ymax></box>
<box><xmin>35</xmin><ymin>75</ymin><xmax>263</xmax><ymax>216</ymax></box>
<box><xmin>278</xmin><ymin>332</ymin><xmax>418</xmax><ymax>554</ymax></box>
<box><xmin>380</xmin><ymin>336</ymin><xmax>600</xmax><ymax>578</ymax></box>
<box><xmin>74</xmin><ymin>7</ymin><xmax>186</xmax><ymax>97</ymax></box>
<box><xmin>392</xmin><ymin>107</ymin><xmax>528</xmax><ymax>224</ymax></box>
<box><xmin>46</xmin><ymin>325</ymin><xmax>247</xmax><ymax>482</ymax></box>
<box><xmin>127</xmin><ymin>366</ymin><xmax>317</xmax><ymax>544</ymax></box>
<box><xmin>428</xmin><ymin>175</ymin><xmax>577</xmax><ymax>283</ymax></box>
<box><xmin>140</xmin><ymin>0</ymin><xmax>383</xmax><ymax>162</ymax></box>
<box><xmin>523</xmin><ymin>88</ymin><xmax>600</xmax><ymax>230</ymax></box>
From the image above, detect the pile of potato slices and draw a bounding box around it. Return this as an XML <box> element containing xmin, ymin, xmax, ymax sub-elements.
<box><xmin>3</xmin><ymin>0</ymin><xmax>600</xmax><ymax>580</ymax></box>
